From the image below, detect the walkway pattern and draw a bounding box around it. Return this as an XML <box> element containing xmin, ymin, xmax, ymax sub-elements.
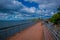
<box><xmin>7</xmin><ymin>21</ymin><xmax>53</xmax><ymax>40</ymax></box>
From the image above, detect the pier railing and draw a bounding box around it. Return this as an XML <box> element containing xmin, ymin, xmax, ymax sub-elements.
<box><xmin>45</xmin><ymin>22</ymin><xmax>60</xmax><ymax>40</ymax></box>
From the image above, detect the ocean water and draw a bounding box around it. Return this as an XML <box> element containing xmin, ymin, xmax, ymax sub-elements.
<box><xmin>0</xmin><ymin>20</ymin><xmax>34</xmax><ymax>29</ymax></box>
<box><xmin>0</xmin><ymin>20</ymin><xmax>37</xmax><ymax>40</ymax></box>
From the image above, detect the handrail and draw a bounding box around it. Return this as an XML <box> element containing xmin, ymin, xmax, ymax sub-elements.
<box><xmin>0</xmin><ymin>21</ymin><xmax>37</xmax><ymax>30</ymax></box>
<box><xmin>45</xmin><ymin>23</ymin><xmax>60</xmax><ymax>40</ymax></box>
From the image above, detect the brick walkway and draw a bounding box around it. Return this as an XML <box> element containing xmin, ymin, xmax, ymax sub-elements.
<box><xmin>7</xmin><ymin>22</ymin><xmax>53</xmax><ymax>40</ymax></box>
<box><xmin>7</xmin><ymin>22</ymin><xmax>44</xmax><ymax>40</ymax></box>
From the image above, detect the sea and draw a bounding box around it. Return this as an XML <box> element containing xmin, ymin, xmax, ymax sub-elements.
<box><xmin>0</xmin><ymin>20</ymin><xmax>37</xmax><ymax>40</ymax></box>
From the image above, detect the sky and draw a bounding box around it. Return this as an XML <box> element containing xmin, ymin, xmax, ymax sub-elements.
<box><xmin>0</xmin><ymin>0</ymin><xmax>60</xmax><ymax>20</ymax></box>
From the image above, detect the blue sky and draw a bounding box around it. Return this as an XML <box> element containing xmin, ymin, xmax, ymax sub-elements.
<box><xmin>0</xmin><ymin>0</ymin><xmax>60</xmax><ymax>20</ymax></box>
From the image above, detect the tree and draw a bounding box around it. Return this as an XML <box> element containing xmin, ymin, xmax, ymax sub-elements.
<box><xmin>50</xmin><ymin>6</ymin><xmax>60</xmax><ymax>24</ymax></box>
<box><xmin>57</xmin><ymin>6</ymin><xmax>60</xmax><ymax>11</ymax></box>
<box><xmin>50</xmin><ymin>12</ymin><xmax>60</xmax><ymax>24</ymax></box>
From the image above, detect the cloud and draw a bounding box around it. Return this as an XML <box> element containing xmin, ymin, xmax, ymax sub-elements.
<box><xmin>24</xmin><ymin>0</ymin><xmax>40</xmax><ymax>3</ymax></box>
<box><xmin>0</xmin><ymin>0</ymin><xmax>36</xmax><ymax>14</ymax></box>
<box><xmin>39</xmin><ymin>3</ymin><xmax>57</xmax><ymax>9</ymax></box>
<box><xmin>45</xmin><ymin>14</ymin><xmax>49</xmax><ymax>16</ymax></box>
<box><xmin>0</xmin><ymin>0</ymin><xmax>59</xmax><ymax>20</ymax></box>
<box><xmin>0</xmin><ymin>12</ymin><xmax>25</xmax><ymax>20</ymax></box>
<box><xmin>0</xmin><ymin>0</ymin><xmax>24</xmax><ymax>13</ymax></box>
<box><xmin>24</xmin><ymin>0</ymin><xmax>58</xmax><ymax>16</ymax></box>
<box><xmin>24</xmin><ymin>0</ymin><xmax>59</xmax><ymax>4</ymax></box>
<box><xmin>36</xmin><ymin>10</ymin><xmax>42</xmax><ymax>14</ymax></box>
<box><xmin>0</xmin><ymin>0</ymin><xmax>31</xmax><ymax>20</ymax></box>
<box><xmin>21</xmin><ymin>7</ymin><xmax>36</xmax><ymax>13</ymax></box>
<box><xmin>24</xmin><ymin>0</ymin><xmax>58</xmax><ymax>10</ymax></box>
<box><xmin>50</xmin><ymin>12</ymin><xmax>55</xmax><ymax>15</ymax></box>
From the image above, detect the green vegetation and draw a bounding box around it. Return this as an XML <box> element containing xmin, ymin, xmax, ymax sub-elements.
<box><xmin>57</xmin><ymin>6</ymin><xmax>60</xmax><ymax>11</ymax></box>
<box><xmin>50</xmin><ymin>7</ymin><xmax>60</xmax><ymax>25</ymax></box>
<box><xmin>50</xmin><ymin>12</ymin><xmax>60</xmax><ymax>24</ymax></box>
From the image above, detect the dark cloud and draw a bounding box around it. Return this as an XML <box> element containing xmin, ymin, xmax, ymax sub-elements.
<box><xmin>0</xmin><ymin>0</ymin><xmax>25</xmax><ymax>20</ymax></box>
<box><xmin>0</xmin><ymin>0</ymin><xmax>60</xmax><ymax>20</ymax></box>
<box><xmin>0</xmin><ymin>0</ymin><xmax>23</xmax><ymax>14</ymax></box>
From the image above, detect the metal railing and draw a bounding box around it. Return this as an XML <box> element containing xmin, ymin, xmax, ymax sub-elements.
<box><xmin>0</xmin><ymin>20</ymin><xmax>38</xmax><ymax>40</ymax></box>
<box><xmin>45</xmin><ymin>22</ymin><xmax>60</xmax><ymax>40</ymax></box>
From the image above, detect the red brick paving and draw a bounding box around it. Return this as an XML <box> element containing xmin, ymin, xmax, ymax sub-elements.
<box><xmin>7</xmin><ymin>22</ymin><xmax>54</xmax><ymax>40</ymax></box>
<box><xmin>7</xmin><ymin>22</ymin><xmax>44</xmax><ymax>40</ymax></box>
<box><xmin>43</xmin><ymin>25</ymin><xmax>54</xmax><ymax>40</ymax></box>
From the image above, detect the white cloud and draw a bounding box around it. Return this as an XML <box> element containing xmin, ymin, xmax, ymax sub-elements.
<box><xmin>21</xmin><ymin>7</ymin><xmax>36</xmax><ymax>13</ymax></box>
<box><xmin>12</xmin><ymin>0</ymin><xmax>21</xmax><ymax>5</ymax></box>
<box><xmin>0</xmin><ymin>0</ymin><xmax>38</xmax><ymax>20</ymax></box>
<box><xmin>36</xmin><ymin>9</ymin><xmax>51</xmax><ymax>14</ymax></box>
<box><xmin>23</xmin><ymin>14</ymin><xmax>31</xmax><ymax>16</ymax></box>
<box><xmin>51</xmin><ymin>12</ymin><xmax>54</xmax><ymax>15</ymax></box>
<box><xmin>45</xmin><ymin>14</ymin><xmax>48</xmax><ymax>16</ymax></box>
<box><xmin>29</xmin><ymin>7</ymin><xmax>36</xmax><ymax>13</ymax></box>
<box><xmin>37</xmin><ymin>3</ymin><xmax>57</xmax><ymax>15</ymax></box>
<box><xmin>39</xmin><ymin>4</ymin><xmax>46</xmax><ymax>9</ymax></box>
<box><xmin>24</xmin><ymin>0</ymin><xmax>39</xmax><ymax>2</ymax></box>
<box><xmin>36</xmin><ymin>10</ymin><xmax>43</xmax><ymax>14</ymax></box>
<box><xmin>39</xmin><ymin>3</ymin><xmax>57</xmax><ymax>9</ymax></box>
<box><xmin>0</xmin><ymin>13</ymin><xmax>24</xmax><ymax>20</ymax></box>
<box><xmin>14</xmin><ymin>14</ymin><xmax>23</xmax><ymax>18</ymax></box>
<box><xmin>0</xmin><ymin>12</ymin><xmax>10</xmax><ymax>20</ymax></box>
<box><xmin>0</xmin><ymin>12</ymin><xmax>32</xmax><ymax>20</ymax></box>
<box><xmin>24</xmin><ymin>0</ymin><xmax>45</xmax><ymax>3</ymax></box>
<box><xmin>0</xmin><ymin>0</ymin><xmax>59</xmax><ymax>20</ymax></box>
<box><xmin>0</xmin><ymin>0</ymin><xmax>24</xmax><ymax>10</ymax></box>
<box><xmin>24</xmin><ymin>0</ymin><xmax>58</xmax><ymax>4</ymax></box>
